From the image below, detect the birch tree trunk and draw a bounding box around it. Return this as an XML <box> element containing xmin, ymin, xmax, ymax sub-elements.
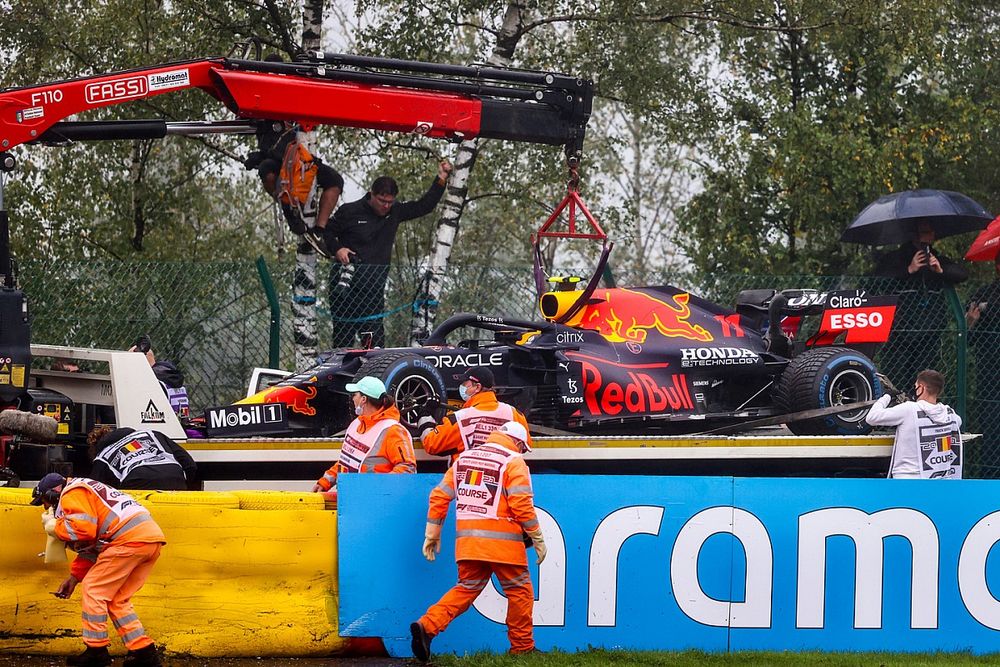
<box><xmin>291</xmin><ymin>0</ymin><xmax>324</xmax><ymax>369</ymax></box>
<box><xmin>409</xmin><ymin>2</ymin><xmax>527</xmax><ymax>343</ymax></box>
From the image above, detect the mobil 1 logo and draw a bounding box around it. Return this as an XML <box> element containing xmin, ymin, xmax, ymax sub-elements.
<box><xmin>205</xmin><ymin>403</ymin><xmax>287</xmax><ymax>437</ymax></box>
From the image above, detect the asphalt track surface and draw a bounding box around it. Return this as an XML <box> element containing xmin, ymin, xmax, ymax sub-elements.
<box><xmin>0</xmin><ymin>657</ymin><xmax>411</xmax><ymax>666</ymax></box>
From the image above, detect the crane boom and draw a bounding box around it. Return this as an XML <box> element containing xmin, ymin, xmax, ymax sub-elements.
<box><xmin>0</xmin><ymin>53</ymin><xmax>592</xmax><ymax>157</ymax></box>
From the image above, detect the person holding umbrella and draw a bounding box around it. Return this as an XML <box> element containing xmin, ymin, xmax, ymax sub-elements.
<box><xmin>870</xmin><ymin>221</ymin><xmax>968</xmax><ymax>286</ymax></box>
<box><xmin>842</xmin><ymin>189</ymin><xmax>990</xmax><ymax>389</ymax></box>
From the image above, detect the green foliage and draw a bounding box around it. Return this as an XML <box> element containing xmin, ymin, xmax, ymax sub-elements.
<box><xmin>2</xmin><ymin>0</ymin><xmax>998</xmax><ymax>285</ymax></box>
<box><xmin>0</xmin><ymin>0</ymin><xmax>298</xmax><ymax>262</ymax></box>
<box><xmin>677</xmin><ymin>0</ymin><xmax>1000</xmax><ymax>281</ymax></box>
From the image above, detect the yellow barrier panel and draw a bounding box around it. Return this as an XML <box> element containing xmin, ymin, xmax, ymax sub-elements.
<box><xmin>0</xmin><ymin>496</ymin><xmax>347</xmax><ymax>657</ymax></box>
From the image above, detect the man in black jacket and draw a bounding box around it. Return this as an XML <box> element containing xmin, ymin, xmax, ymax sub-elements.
<box><xmin>870</xmin><ymin>221</ymin><xmax>968</xmax><ymax>389</ymax></box>
<box><xmin>87</xmin><ymin>426</ymin><xmax>197</xmax><ymax>490</ymax></box>
<box><xmin>326</xmin><ymin>159</ymin><xmax>453</xmax><ymax>348</ymax></box>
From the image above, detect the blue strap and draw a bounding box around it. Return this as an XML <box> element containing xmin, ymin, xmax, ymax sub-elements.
<box><xmin>331</xmin><ymin>298</ymin><xmax>439</xmax><ymax>324</ymax></box>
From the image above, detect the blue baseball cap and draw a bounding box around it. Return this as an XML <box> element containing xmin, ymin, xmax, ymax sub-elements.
<box><xmin>345</xmin><ymin>376</ymin><xmax>387</xmax><ymax>399</ymax></box>
<box><xmin>30</xmin><ymin>472</ymin><xmax>67</xmax><ymax>506</ymax></box>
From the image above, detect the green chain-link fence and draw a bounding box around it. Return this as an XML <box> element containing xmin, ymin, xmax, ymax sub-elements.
<box><xmin>17</xmin><ymin>259</ymin><xmax>1000</xmax><ymax>478</ymax></box>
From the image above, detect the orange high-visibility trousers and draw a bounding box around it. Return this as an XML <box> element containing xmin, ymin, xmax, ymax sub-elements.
<box><xmin>80</xmin><ymin>542</ymin><xmax>162</xmax><ymax>650</ymax></box>
<box><xmin>419</xmin><ymin>560</ymin><xmax>535</xmax><ymax>653</ymax></box>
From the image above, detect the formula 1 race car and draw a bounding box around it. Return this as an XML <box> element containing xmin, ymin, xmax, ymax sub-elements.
<box><xmin>202</xmin><ymin>283</ymin><xmax>897</xmax><ymax>439</ymax></box>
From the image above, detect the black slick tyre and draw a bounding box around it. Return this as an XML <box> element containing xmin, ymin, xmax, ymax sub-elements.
<box><xmin>354</xmin><ymin>352</ymin><xmax>446</xmax><ymax>431</ymax></box>
<box><xmin>774</xmin><ymin>346</ymin><xmax>881</xmax><ymax>436</ymax></box>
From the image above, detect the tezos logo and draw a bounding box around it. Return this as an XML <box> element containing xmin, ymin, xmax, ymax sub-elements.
<box><xmin>85</xmin><ymin>76</ymin><xmax>147</xmax><ymax>104</ymax></box>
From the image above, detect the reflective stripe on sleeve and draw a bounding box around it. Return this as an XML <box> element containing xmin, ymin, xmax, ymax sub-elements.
<box><xmin>435</xmin><ymin>482</ymin><xmax>456</xmax><ymax>499</ymax></box>
<box><xmin>505</xmin><ymin>485</ymin><xmax>533</xmax><ymax>496</ymax></box>
<box><xmin>362</xmin><ymin>456</ymin><xmax>390</xmax><ymax>469</ymax></box>
<box><xmin>62</xmin><ymin>522</ymin><xmax>80</xmax><ymax>541</ymax></box>
<box><xmin>66</xmin><ymin>513</ymin><xmax>98</xmax><ymax>526</ymax></box>
<box><xmin>427</xmin><ymin>517</ymin><xmax>445</xmax><ymax>525</ymax></box>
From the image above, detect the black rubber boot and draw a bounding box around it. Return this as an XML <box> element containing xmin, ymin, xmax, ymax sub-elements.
<box><xmin>66</xmin><ymin>645</ymin><xmax>111</xmax><ymax>667</ymax></box>
<box><xmin>410</xmin><ymin>621</ymin><xmax>432</xmax><ymax>662</ymax></box>
<box><xmin>123</xmin><ymin>644</ymin><xmax>162</xmax><ymax>667</ymax></box>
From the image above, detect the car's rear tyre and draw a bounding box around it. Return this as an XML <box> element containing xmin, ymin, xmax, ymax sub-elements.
<box><xmin>774</xmin><ymin>347</ymin><xmax>881</xmax><ymax>436</ymax></box>
<box><xmin>354</xmin><ymin>352</ymin><xmax>446</xmax><ymax>432</ymax></box>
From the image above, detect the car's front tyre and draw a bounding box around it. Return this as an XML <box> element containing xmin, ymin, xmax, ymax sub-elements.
<box><xmin>354</xmin><ymin>352</ymin><xmax>447</xmax><ymax>433</ymax></box>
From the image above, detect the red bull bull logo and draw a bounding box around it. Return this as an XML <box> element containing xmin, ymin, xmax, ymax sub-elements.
<box><xmin>580</xmin><ymin>289</ymin><xmax>713</xmax><ymax>343</ymax></box>
<box><xmin>240</xmin><ymin>384</ymin><xmax>318</xmax><ymax>417</ymax></box>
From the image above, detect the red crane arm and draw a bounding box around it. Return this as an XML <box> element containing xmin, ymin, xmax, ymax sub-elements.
<box><xmin>210</xmin><ymin>69</ymin><xmax>482</xmax><ymax>140</ymax></box>
<box><xmin>0</xmin><ymin>59</ymin><xmax>225</xmax><ymax>151</ymax></box>
<box><xmin>0</xmin><ymin>53</ymin><xmax>591</xmax><ymax>155</ymax></box>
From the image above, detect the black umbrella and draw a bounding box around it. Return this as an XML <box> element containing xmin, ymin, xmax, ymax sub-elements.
<box><xmin>840</xmin><ymin>189</ymin><xmax>993</xmax><ymax>246</ymax></box>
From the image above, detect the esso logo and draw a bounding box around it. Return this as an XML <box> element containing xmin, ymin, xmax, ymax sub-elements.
<box><xmin>829</xmin><ymin>312</ymin><xmax>883</xmax><ymax>329</ymax></box>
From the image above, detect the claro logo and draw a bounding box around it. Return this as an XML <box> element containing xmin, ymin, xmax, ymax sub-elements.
<box><xmin>85</xmin><ymin>76</ymin><xmax>147</xmax><ymax>104</ymax></box>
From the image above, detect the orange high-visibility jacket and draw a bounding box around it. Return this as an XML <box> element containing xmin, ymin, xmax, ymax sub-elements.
<box><xmin>428</xmin><ymin>430</ymin><xmax>538</xmax><ymax>566</ymax></box>
<box><xmin>421</xmin><ymin>390</ymin><xmax>531</xmax><ymax>461</ymax></box>
<box><xmin>54</xmin><ymin>478</ymin><xmax>165</xmax><ymax>580</ymax></box>
<box><xmin>316</xmin><ymin>404</ymin><xmax>416</xmax><ymax>491</ymax></box>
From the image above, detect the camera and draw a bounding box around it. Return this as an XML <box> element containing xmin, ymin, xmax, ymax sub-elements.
<box><xmin>133</xmin><ymin>334</ymin><xmax>152</xmax><ymax>354</ymax></box>
<box><xmin>333</xmin><ymin>259</ymin><xmax>358</xmax><ymax>296</ymax></box>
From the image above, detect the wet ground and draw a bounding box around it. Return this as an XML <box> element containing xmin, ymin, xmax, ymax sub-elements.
<box><xmin>0</xmin><ymin>657</ymin><xmax>410</xmax><ymax>666</ymax></box>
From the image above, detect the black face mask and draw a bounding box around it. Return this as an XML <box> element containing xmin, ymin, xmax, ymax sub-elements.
<box><xmin>907</xmin><ymin>385</ymin><xmax>923</xmax><ymax>402</ymax></box>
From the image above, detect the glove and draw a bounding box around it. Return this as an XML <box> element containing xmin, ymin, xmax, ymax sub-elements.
<box><xmin>41</xmin><ymin>508</ymin><xmax>58</xmax><ymax>537</ymax></box>
<box><xmin>876</xmin><ymin>373</ymin><xmax>906</xmax><ymax>404</ymax></box>
<box><xmin>41</xmin><ymin>509</ymin><xmax>67</xmax><ymax>564</ymax></box>
<box><xmin>417</xmin><ymin>415</ymin><xmax>437</xmax><ymax>437</ymax></box>
<box><xmin>526</xmin><ymin>528</ymin><xmax>546</xmax><ymax>564</ymax></box>
<box><xmin>422</xmin><ymin>522</ymin><xmax>442</xmax><ymax>562</ymax></box>
<box><xmin>243</xmin><ymin>151</ymin><xmax>264</xmax><ymax>170</ymax></box>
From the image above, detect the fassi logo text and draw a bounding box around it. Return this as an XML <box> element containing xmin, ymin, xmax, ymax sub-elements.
<box><xmin>85</xmin><ymin>76</ymin><xmax>147</xmax><ymax>104</ymax></box>
<box><xmin>580</xmin><ymin>360</ymin><xmax>693</xmax><ymax>416</ymax></box>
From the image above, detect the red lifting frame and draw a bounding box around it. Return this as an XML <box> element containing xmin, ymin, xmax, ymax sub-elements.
<box><xmin>535</xmin><ymin>188</ymin><xmax>607</xmax><ymax>240</ymax></box>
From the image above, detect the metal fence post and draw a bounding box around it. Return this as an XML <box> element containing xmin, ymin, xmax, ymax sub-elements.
<box><xmin>255</xmin><ymin>256</ymin><xmax>281</xmax><ymax>368</ymax></box>
<box><xmin>945</xmin><ymin>287</ymin><xmax>967</xmax><ymax>420</ymax></box>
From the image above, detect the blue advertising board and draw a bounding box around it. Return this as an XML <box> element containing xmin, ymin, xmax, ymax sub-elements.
<box><xmin>338</xmin><ymin>474</ymin><xmax>1000</xmax><ymax>657</ymax></box>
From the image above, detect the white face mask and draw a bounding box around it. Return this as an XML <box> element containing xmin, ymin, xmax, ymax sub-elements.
<box><xmin>354</xmin><ymin>397</ymin><xmax>365</xmax><ymax>416</ymax></box>
<box><xmin>459</xmin><ymin>384</ymin><xmax>471</xmax><ymax>401</ymax></box>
